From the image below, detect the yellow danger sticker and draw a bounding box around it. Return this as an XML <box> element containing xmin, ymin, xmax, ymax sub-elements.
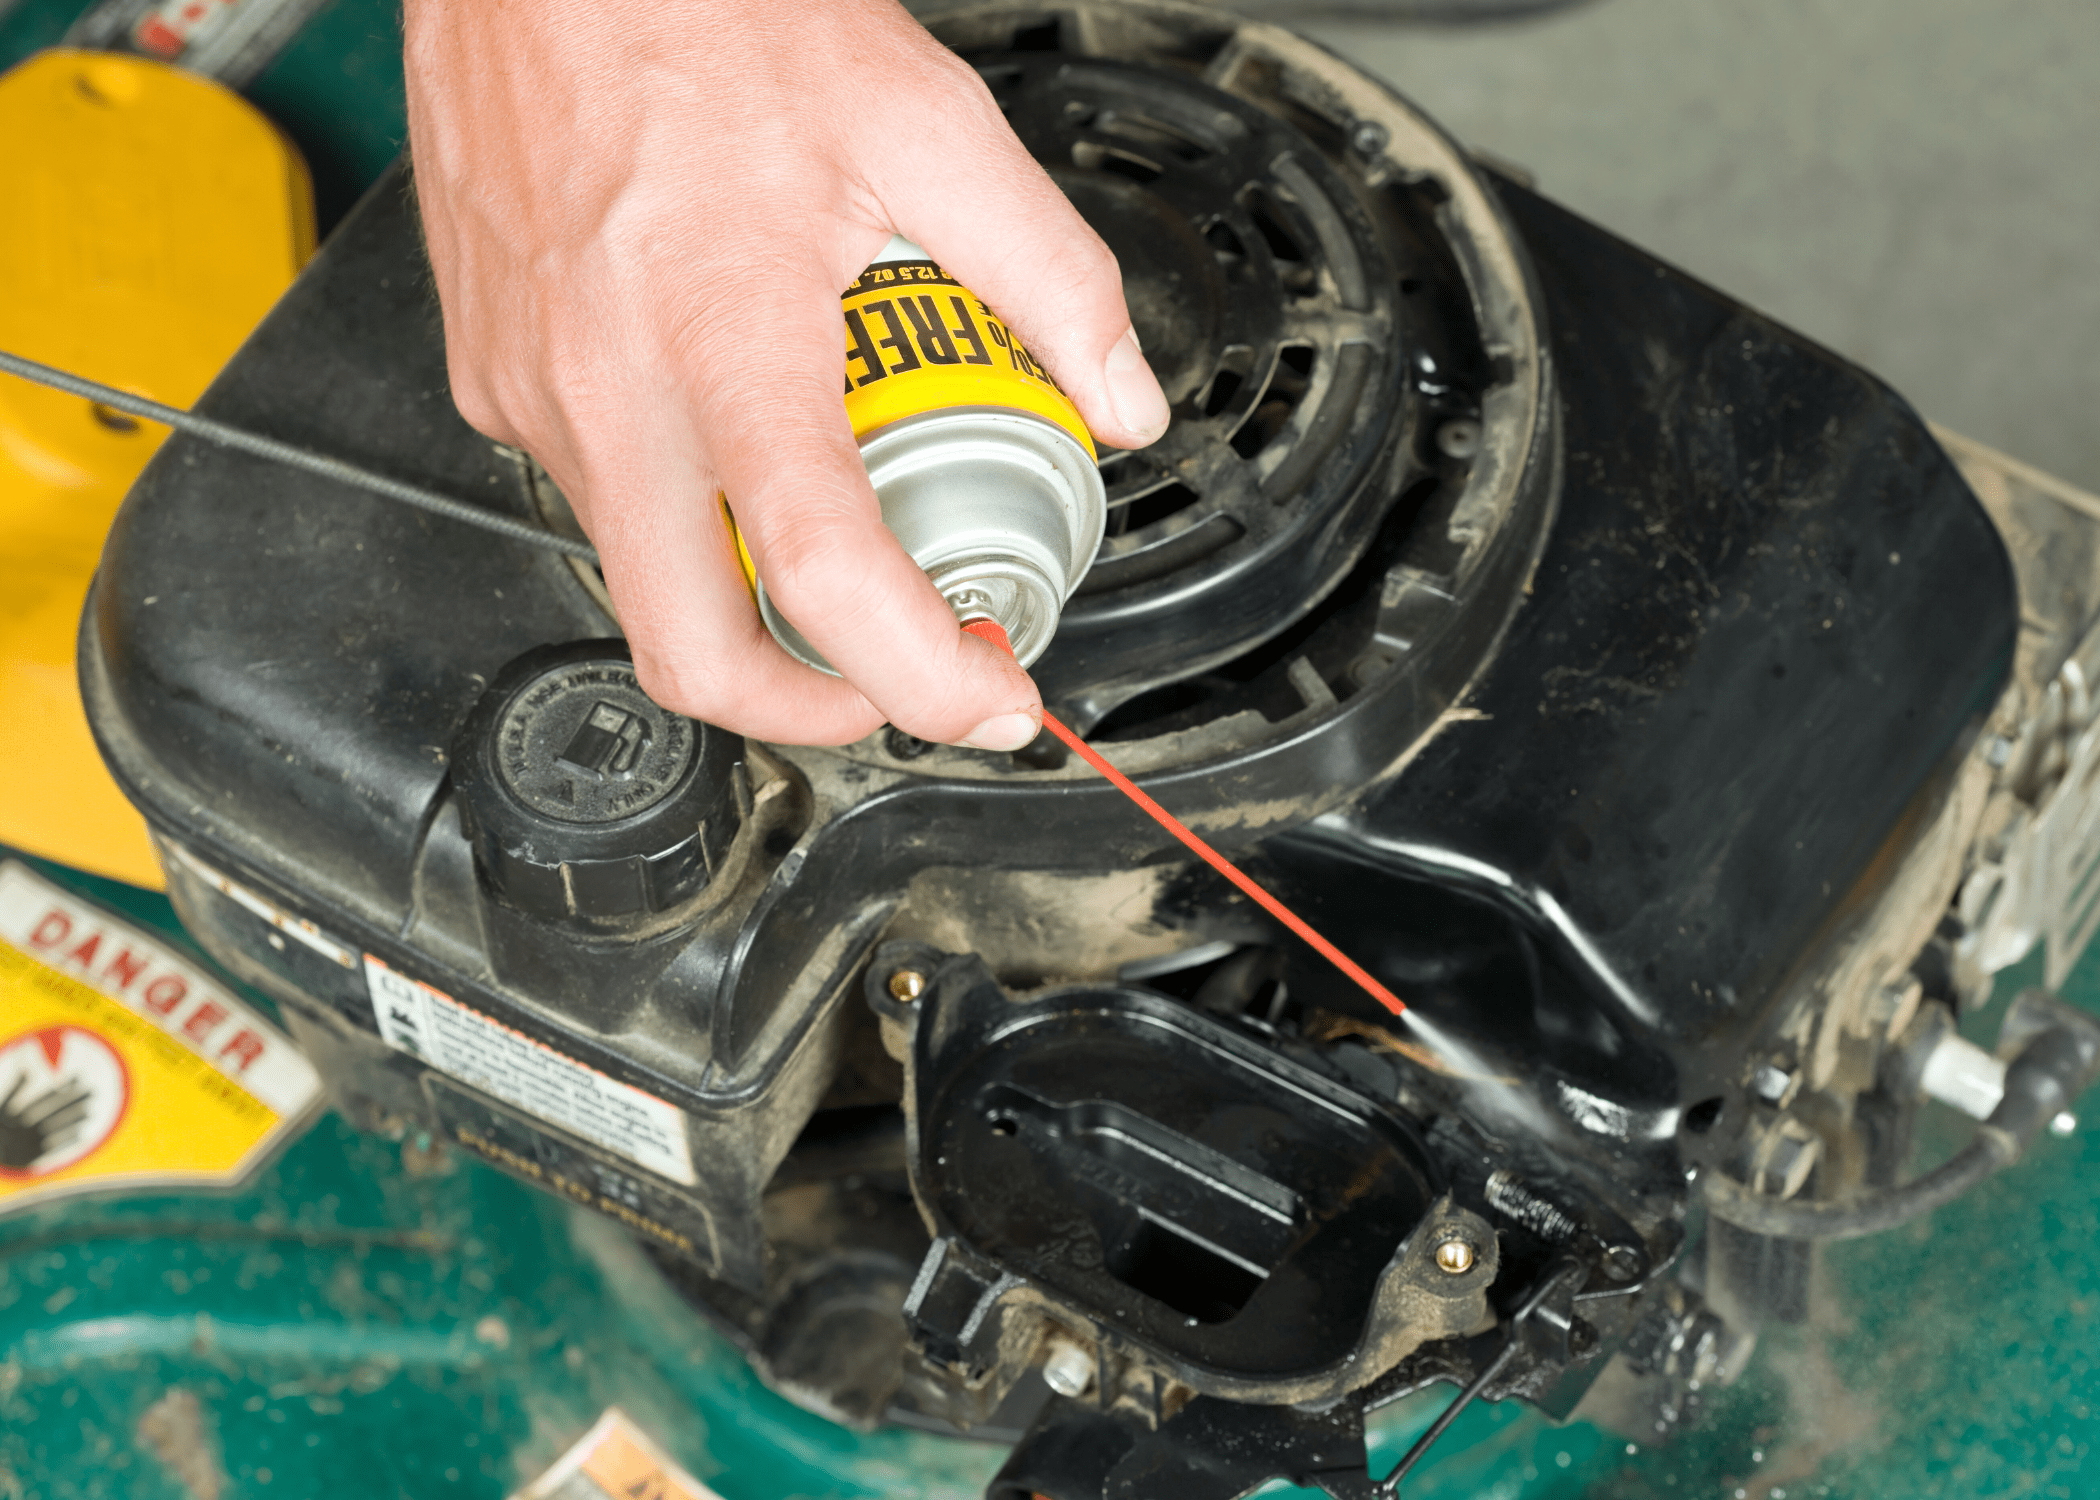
<box><xmin>0</xmin><ymin>860</ymin><xmax>321</xmax><ymax>1211</ymax></box>
<box><xmin>512</xmin><ymin>1408</ymin><xmax>725</xmax><ymax>1500</ymax></box>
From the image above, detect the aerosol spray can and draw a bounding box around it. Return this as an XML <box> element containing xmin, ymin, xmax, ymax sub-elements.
<box><xmin>742</xmin><ymin>236</ymin><xmax>1107</xmax><ymax>672</ymax></box>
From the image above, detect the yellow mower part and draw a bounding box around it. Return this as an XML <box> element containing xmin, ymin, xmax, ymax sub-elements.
<box><xmin>0</xmin><ymin>49</ymin><xmax>314</xmax><ymax>889</ymax></box>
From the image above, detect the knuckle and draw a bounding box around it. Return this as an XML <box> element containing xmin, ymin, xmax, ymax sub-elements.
<box><xmin>660</xmin><ymin>303</ymin><xmax>750</xmax><ymax>387</ymax></box>
<box><xmin>759</xmin><ymin>518</ymin><xmax>881</xmax><ymax>627</ymax></box>
<box><xmin>448</xmin><ymin>381</ymin><xmax>506</xmax><ymax>440</ymax></box>
<box><xmin>663</xmin><ymin>282</ymin><xmax>828</xmax><ymax>388</ymax></box>
<box><xmin>924</xmin><ymin>51</ymin><xmax>1002</xmax><ymax>120</ymax></box>
<box><xmin>630</xmin><ymin>647</ymin><xmax>729</xmax><ymax>722</ymax></box>
<box><xmin>1038</xmin><ymin>237</ymin><xmax>1123</xmax><ymax>315</ymax></box>
<box><xmin>536</xmin><ymin>360</ymin><xmax>612</xmax><ymax>423</ymax></box>
<box><xmin>442</xmin><ymin>340</ymin><xmax>503</xmax><ymax>428</ymax></box>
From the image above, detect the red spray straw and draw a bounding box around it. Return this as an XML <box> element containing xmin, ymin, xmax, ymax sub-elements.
<box><xmin>963</xmin><ymin>618</ymin><xmax>1407</xmax><ymax>1019</ymax></box>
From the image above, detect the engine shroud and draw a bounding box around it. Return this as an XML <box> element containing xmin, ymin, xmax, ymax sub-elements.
<box><xmin>80</xmin><ymin>4</ymin><xmax>2021</xmax><ymax>1494</ymax></box>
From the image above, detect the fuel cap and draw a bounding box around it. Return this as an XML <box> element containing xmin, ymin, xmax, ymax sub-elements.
<box><xmin>452</xmin><ymin>640</ymin><xmax>742</xmax><ymax>923</ymax></box>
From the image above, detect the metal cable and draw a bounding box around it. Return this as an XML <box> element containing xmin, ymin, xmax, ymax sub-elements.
<box><xmin>0</xmin><ymin>347</ymin><xmax>601</xmax><ymax>565</ymax></box>
<box><xmin>1702</xmin><ymin>1130</ymin><xmax>2015</xmax><ymax>1241</ymax></box>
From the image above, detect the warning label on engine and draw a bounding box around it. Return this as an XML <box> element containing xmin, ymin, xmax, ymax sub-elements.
<box><xmin>364</xmin><ymin>956</ymin><xmax>695</xmax><ymax>1185</ymax></box>
<box><xmin>512</xmin><ymin>1407</ymin><xmax>725</xmax><ymax>1500</ymax></box>
<box><xmin>0</xmin><ymin>861</ymin><xmax>320</xmax><ymax>1212</ymax></box>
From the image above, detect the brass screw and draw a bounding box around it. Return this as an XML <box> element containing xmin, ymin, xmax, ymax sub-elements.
<box><xmin>888</xmin><ymin>969</ymin><xmax>927</xmax><ymax>1004</ymax></box>
<box><xmin>1435</xmin><ymin>1238</ymin><xmax>1475</xmax><ymax>1275</ymax></box>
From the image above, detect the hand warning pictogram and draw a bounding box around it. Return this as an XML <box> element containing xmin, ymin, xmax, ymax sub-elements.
<box><xmin>0</xmin><ymin>1027</ymin><xmax>129</xmax><ymax>1177</ymax></box>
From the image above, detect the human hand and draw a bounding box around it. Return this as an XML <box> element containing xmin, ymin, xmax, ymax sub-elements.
<box><xmin>404</xmin><ymin>0</ymin><xmax>1169</xmax><ymax>749</ymax></box>
<box><xmin>0</xmin><ymin>1072</ymin><xmax>90</xmax><ymax>1171</ymax></box>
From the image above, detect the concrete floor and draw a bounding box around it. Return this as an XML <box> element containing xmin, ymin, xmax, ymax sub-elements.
<box><xmin>1293</xmin><ymin>0</ymin><xmax>2100</xmax><ymax>493</ymax></box>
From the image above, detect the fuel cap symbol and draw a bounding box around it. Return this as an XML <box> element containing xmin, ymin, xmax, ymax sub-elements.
<box><xmin>457</xmin><ymin>641</ymin><xmax>744</xmax><ymax>923</ymax></box>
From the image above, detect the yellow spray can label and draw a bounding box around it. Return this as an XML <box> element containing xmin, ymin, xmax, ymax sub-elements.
<box><xmin>726</xmin><ymin>249</ymin><xmax>1096</xmax><ymax>602</ymax></box>
<box><xmin>838</xmin><ymin>259</ymin><xmax>1095</xmax><ymax>456</ymax></box>
<box><xmin>730</xmin><ymin>240</ymin><xmax>1108</xmax><ymax>672</ymax></box>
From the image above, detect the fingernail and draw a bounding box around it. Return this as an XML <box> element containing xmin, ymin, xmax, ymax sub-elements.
<box><xmin>1105</xmin><ymin>327</ymin><xmax>1170</xmax><ymax>443</ymax></box>
<box><xmin>958</xmin><ymin>712</ymin><xmax>1041</xmax><ymax>752</ymax></box>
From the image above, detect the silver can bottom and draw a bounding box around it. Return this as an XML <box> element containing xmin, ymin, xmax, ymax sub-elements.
<box><xmin>757</xmin><ymin>406</ymin><xmax>1106</xmax><ymax>676</ymax></box>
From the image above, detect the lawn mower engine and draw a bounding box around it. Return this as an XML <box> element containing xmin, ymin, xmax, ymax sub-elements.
<box><xmin>79</xmin><ymin>4</ymin><xmax>2100</xmax><ymax>1495</ymax></box>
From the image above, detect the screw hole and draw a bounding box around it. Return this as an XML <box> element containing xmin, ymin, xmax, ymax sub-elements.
<box><xmin>883</xmin><ymin>726</ymin><xmax>931</xmax><ymax>760</ymax></box>
<box><xmin>1436</xmin><ymin>418</ymin><xmax>1482</xmax><ymax>460</ymax></box>
<box><xmin>90</xmin><ymin>403</ymin><xmax>141</xmax><ymax>434</ymax></box>
<box><xmin>1683</xmin><ymin>1096</ymin><xmax>1725</xmax><ymax>1135</ymax></box>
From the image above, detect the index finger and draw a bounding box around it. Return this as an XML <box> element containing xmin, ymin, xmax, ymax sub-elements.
<box><xmin>684</xmin><ymin>289</ymin><xmax>1045</xmax><ymax>751</ymax></box>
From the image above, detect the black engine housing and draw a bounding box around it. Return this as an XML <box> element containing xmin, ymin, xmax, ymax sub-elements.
<box><xmin>81</xmin><ymin>5</ymin><xmax>2017</xmax><ymax>1494</ymax></box>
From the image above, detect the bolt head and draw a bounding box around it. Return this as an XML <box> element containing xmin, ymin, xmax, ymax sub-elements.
<box><xmin>2051</xmin><ymin>1110</ymin><xmax>2078</xmax><ymax>1137</ymax></box>
<box><xmin>1601</xmin><ymin>1243</ymin><xmax>1643</xmax><ymax>1282</ymax></box>
<box><xmin>1435</xmin><ymin>1238</ymin><xmax>1476</xmax><ymax>1275</ymax></box>
<box><xmin>1040</xmin><ymin>1338</ymin><xmax>1095</xmax><ymax>1398</ymax></box>
<box><xmin>888</xmin><ymin>969</ymin><xmax>927</xmax><ymax>1003</ymax></box>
